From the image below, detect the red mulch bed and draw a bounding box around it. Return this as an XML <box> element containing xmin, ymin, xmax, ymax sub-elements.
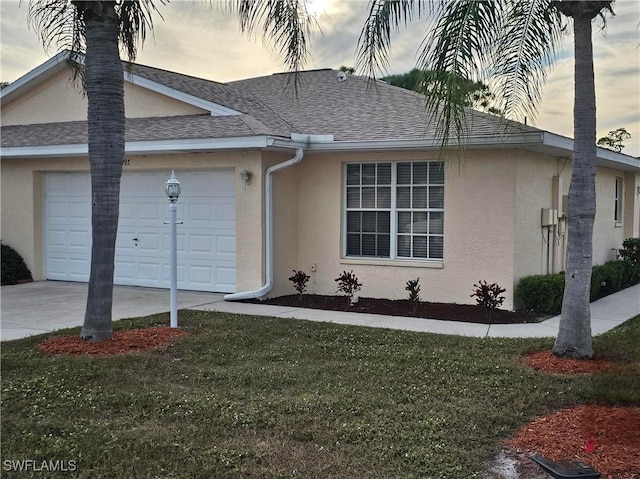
<box><xmin>508</xmin><ymin>405</ymin><xmax>640</xmax><ymax>479</ymax></box>
<box><xmin>504</xmin><ymin>350</ymin><xmax>639</xmax><ymax>479</ymax></box>
<box><xmin>247</xmin><ymin>294</ymin><xmax>542</xmax><ymax>324</ymax></box>
<box><xmin>37</xmin><ymin>327</ymin><xmax>187</xmax><ymax>356</ymax></box>
<box><xmin>524</xmin><ymin>350</ymin><xmax>622</xmax><ymax>375</ymax></box>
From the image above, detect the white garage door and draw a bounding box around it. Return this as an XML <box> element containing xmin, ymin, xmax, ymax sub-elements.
<box><xmin>44</xmin><ymin>170</ymin><xmax>236</xmax><ymax>292</ymax></box>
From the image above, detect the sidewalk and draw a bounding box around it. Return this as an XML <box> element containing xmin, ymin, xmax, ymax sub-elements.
<box><xmin>2</xmin><ymin>281</ymin><xmax>638</xmax><ymax>340</ymax></box>
<box><xmin>191</xmin><ymin>283</ymin><xmax>640</xmax><ymax>338</ymax></box>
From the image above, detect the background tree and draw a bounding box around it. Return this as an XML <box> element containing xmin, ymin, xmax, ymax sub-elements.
<box><xmin>383</xmin><ymin>68</ymin><xmax>502</xmax><ymax>114</ymax></box>
<box><xmin>358</xmin><ymin>0</ymin><xmax>615</xmax><ymax>358</ymax></box>
<box><xmin>29</xmin><ymin>0</ymin><xmax>315</xmax><ymax>341</ymax></box>
<box><xmin>597</xmin><ymin>127</ymin><xmax>631</xmax><ymax>152</ymax></box>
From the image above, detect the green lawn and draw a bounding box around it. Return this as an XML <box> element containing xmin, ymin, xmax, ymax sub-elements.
<box><xmin>2</xmin><ymin>312</ymin><xmax>638</xmax><ymax>479</ymax></box>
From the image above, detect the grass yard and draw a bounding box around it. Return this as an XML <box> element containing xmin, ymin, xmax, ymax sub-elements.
<box><xmin>2</xmin><ymin>312</ymin><xmax>639</xmax><ymax>478</ymax></box>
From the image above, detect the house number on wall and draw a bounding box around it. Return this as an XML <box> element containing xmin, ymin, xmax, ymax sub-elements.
<box><xmin>122</xmin><ymin>158</ymin><xmax>131</xmax><ymax>166</ymax></box>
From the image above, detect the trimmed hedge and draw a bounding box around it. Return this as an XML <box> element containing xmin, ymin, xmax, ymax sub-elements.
<box><xmin>516</xmin><ymin>256</ymin><xmax>640</xmax><ymax>315</ymax></box>
<box><xmin>1</xmin><ymin>243</ymin><xmax>33</xmax><ymax>285</ymax></box>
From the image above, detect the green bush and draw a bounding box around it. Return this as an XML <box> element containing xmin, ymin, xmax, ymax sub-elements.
<box><xmin>1</xmin><ymin>243</ymin><xmax>33</xmax><ymax>285</ymax></box>
<box><xmin>515</xmin><ymin>273</ymin><xmax>564</xmax><ymax>314</ymax></box>
<box><xmin>618</xmin><ymin>237</ymin><xmax>640</xmax><ymax>282</ymax></box>
<box><xmin>517</xmin><ymin>256</ymin><xmax>640</xmax><ymax>315</ymax></box>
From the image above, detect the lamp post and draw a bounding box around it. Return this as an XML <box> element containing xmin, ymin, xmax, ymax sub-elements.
<box><xmin>165</xmin><ymin>170</ymin><xmax>181</xmax><ymax>328</ymax></box>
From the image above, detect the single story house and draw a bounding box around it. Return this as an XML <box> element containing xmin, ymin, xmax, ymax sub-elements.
<box><xmin>2</xmin><ymin>51</ymin><xmax>639</xmax><ymax>309</ymax></box>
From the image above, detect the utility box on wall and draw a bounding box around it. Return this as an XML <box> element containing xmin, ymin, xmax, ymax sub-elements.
<box><xmin>541</xmin><ymin>208</ymin><xmax>558</xmax><ymax>227</ymax></box>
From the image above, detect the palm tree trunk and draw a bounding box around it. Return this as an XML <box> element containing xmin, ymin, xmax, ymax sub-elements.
<box><xmin>553</xmin><ymin>11</ymin><xmax>597</xmax><ymax>358</ymax></box>
<box><xmin>79</xmin><ymin>2</ymin><xmax>124</xmax><ymax>341</ymax></box>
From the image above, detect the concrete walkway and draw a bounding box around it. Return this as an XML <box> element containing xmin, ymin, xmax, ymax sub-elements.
<box><xmin>1</xmin><ymin>280</ymin><xmax>639</xmax><ymax>341</ymax></box>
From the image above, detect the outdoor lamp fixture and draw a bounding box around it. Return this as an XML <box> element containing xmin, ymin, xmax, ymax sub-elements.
<box><xmin>165</xmin><ymin>170</ymin><xmax>181</xmax><ymax>328</ymax></box>
<box><xmin>240</xmin><ymin>169</ymin><xmax>252</xmax><ymax>189</ymax></box>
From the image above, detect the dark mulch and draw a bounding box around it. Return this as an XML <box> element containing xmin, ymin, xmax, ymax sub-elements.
<box><xmin>246</xmin><ymin>294</ymin><xmax>544</xmax><ymax>324</ymax></box>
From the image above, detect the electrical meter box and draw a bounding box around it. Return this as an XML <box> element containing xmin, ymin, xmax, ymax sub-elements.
<box><xmin>541</xmin><ymin>208</ymin><xmax>558</xmax><ymax>227</ymax></box>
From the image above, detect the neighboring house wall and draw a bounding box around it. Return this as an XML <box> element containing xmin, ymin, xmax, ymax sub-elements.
<box><xmin>1</xmin><ymin>70</ymin><xmax>88</xmax><ymax>125</ymax></box>
<box><xmin>1</xmin><ymin>69</ymin><xmax>206</xmax><ymax>127</ymax></box>
<box><xmin>0</xmin><ymin>151</ymin><xmax>264</xmax><ymax>293</ymax></box>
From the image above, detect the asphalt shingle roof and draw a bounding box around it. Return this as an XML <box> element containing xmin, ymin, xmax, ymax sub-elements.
<box><xmin>2</xmin><ymin>62</ymin><xmax>540</xmax><ymax>148</ymax></box>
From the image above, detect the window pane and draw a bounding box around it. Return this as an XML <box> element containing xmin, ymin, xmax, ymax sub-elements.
<box><xmin>347</xmin><ymin>187</ymin><xmax>360</xmax><ymax>208</ymax></box>
<box><xmin>429</xmin><ymin>186</ymin><xmax>444</xmax><ymax>209</ymax></box>
<box><xmin>429</xmin><ymin>162</ymin><xmax>444</xmax><ymax>184</ymax></box>
<box><xmin>413</xmin><ymin>187</ymin><xmax>428</xmax><ymax>208</ymax></box>
<box><xmin>397</xmin><ymin>163</ymin><xmax>411</xmax><ymax>184</ymax></box>
<box><xmin>347</xmin><ymin>234</ymin><xmax>361</xmax><ymax>255</ymax></box>
<box><xmin>413</xmin><ymin>162</ymin><xmax>428</xmax><ymax>184</ymax></box>
<box><xmin>347</xmin><ymin>212</ymin><xmax>360</xmax><ymax>233</ymax></box>
<box><xmin>378</xmin><ymin>234</ymin><xmax>390</xmax><ymax>256</ymax></box>
<box><xmin>362</xmin><ymin>164</ymin><xmax>376</xmax><ymax>185</ymax></box>
<box><xmin>397</xmin><ymin>235</ymin><xmax>411</xmax><ymax>257</ymax></box>
<box><xmin>430</xmin><ymin>212</ymin><xmax>444</xmax><ymax>234</ymax></box>
<box><xmin>413</xmin><ymin>236</ymin><xmax>427</xmax><ymax>258</ymax></box>
<box><xmin>413</xmin><ymin>212</ymin><xmax>428</xmax><ymax>234</ymax></box>
<box><xmin>398</xmin><ymin>211</ymin><xmax>412</xmax><ymax>233</ymax></box>
<box><xmin>362</xmin><ymin>234</ymin><xmax>376</xmax><ymax>255</ymax></box>
<box><xmin>429</xmin><ymin>236</ymin><xmax>444</xmax><ymax>259</ymax></box>
<box><xmin>377</xmin><ymin>212</ymin><xmax>390</xmax><ymax>232</ymax></box>
<box><xmin>347</xmin><ymin>164</ymin><xmax>361</xmax><ymax>185</ymax></box>
<box><xmin>397</xmin><ymin>186</ymin><xmax>411</xmax><ymax>208</ymax></box>
<box><xmin>377</xmin><ymin>187</ymin><xmax>391</xmax><ymax>208</ymax></box>
<box><xmin>377</xmin><ymin>163</ymin><xmax>392</xmax><ymax>184</ymax></box>
<box><xmin>362</xmin><ymin>211</ymin><xmax>377</xmax><ymax>232</ymax></box>
<box><xmin>362</xmin><ymin>187</ymin><xmax>376</xmax><ymax>208</ymax></box>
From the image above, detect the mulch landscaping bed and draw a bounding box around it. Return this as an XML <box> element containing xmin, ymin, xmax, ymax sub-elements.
<box><xmin>524</xmin><ymin>349</ymin><xmax>623</xmax><ymax>375</ymax></box>
<box><xmin>246</xmin><ymin>294</ymin><xmax>542</xmax><ymax>324</ymax></box>
<box><xmin>37</xmin><ymin>327</ymin><xmax>187</xmax><ymax>356</ymax></box>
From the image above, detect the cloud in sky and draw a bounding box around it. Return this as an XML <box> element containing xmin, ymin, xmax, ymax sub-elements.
<box><xmin>1</xmin><ymin>0</ymin><xmax>638</xmax><ymax>156</ymax></box>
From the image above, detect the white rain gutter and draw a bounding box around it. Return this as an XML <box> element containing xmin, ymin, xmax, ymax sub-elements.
<box><xmin>224</xmin><ymin>147</ymin><xmax>305</xmax><ymax>301</ymax></box>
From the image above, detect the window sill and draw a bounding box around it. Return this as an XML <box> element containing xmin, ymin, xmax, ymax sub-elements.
<box><xmin>615</xmin><ymin>222</ymin><xmax>623</xmax><ymax>228</ymax></box>
<box><xmin>340</xmin><ymin>258</ymin><xmax>444</xmax><ymax>269</ymax></box>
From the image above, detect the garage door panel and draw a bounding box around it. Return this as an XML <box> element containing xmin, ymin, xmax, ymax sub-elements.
<box><xmin>45</xmin><ymin>170</ymin><xmax>236</xmax><ymax>292</ymax></box>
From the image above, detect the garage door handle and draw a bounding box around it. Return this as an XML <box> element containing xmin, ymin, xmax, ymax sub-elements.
<box><xmin>132</xmin><ymin>238</ymin><xmax>138</xmax><ymax>241</ymax></box>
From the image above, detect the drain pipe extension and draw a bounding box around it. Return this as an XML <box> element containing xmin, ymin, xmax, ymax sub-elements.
<box><xmin>224</xmin><ymin>147</ymin><xmax>304</xmax><ymax>301</ymax></box>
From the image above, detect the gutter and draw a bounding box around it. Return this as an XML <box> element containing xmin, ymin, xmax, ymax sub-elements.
<box><xmin>224</xmin><ymin>147</ymin><xmax>304</xmax><ymax>301</ymax></box>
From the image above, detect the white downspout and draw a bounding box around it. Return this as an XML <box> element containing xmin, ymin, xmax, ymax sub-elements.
<box><xmin>224</xmin><ymin>147</ymin><xmax>304</xmax><ymax>301</ymax></box>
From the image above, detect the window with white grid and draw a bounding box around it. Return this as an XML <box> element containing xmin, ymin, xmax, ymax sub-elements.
<box><xmin>345</xmin><ymin>161</ymin><xmax>444</xmax><ymax>260</ymax></box>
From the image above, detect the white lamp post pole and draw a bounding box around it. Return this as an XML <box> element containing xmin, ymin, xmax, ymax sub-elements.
<box><xmin>165</xmin><ymin>170</ymin><xmax>181</xmax><ymax>328</ymax></box>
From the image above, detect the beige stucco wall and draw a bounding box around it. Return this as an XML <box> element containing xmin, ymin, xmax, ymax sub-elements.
<box><xmin>0</xmin><ymin>152</ymin><xmax>263</xmax><ymax>293</ymax></box>
<box><xmin>1</xmin><ymin>69</ymin><xmax>206</xmax><ymax>126</ymax></box>
<box><xmin>270</xmin><ymin>150</ymin><xmax>520</xmax><ymax>309</ymax></box>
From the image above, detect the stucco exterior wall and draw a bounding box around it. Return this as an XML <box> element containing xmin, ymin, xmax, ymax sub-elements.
<box><xmin>1</xmin><ymin>69</ymin><xmax>206</xmax><ymax>126</ymax></box>
<box><xmin>593</xmin><ymin>166</ymin><xmax>631</xmax><ymax>263</ymax></box>
<box><xmin>271</xmin><ymin>150</ymin><xmax>519</xmax><ymax>309</ymax></box>
<box><xmin>0</xmin><ymin>152</ymin><xmax>263</xmax><ymax>292</ymax></box>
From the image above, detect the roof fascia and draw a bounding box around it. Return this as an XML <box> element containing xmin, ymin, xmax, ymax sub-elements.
<box><xmin>0</xmin><ymin>136</ymin><xmax>271</xmax><ymax>158</ymax></box>
<box><xmin>542</xmin><ymin>132</ymin><xmax>640</xmax><ymax>172</ymax></box>
<box><xmin>123</xmin><ymin>71</ymin><xmax>240</xmax><ymax>117</ymax></box>
<box><xmin>0</xmin><ymin>50</ymin><xmax>71</xmax><ymax>102</ymax></box>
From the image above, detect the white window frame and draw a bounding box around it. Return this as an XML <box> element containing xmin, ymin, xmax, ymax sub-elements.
<box><xmin>343</xmin><ymin>160</ymin><xmax>444</xmax><ymax>261</ymax></box>
<box><xmin>614</xmin><ymin>177</ymin><xmax>623</xmax><ymax>225</ymax></box>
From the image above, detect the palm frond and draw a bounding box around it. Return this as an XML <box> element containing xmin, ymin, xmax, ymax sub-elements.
<box><xmin>490</xmin><ymin>0</ymin><xmax>563</xmax><ymax>122</ymax></box>
<box><xmin>356</xmin><ymin>0</ymin><xmax>427</xmax><ymax>79</ymax></box>
<box><xmin>117</xmin><ymin>0</ymin><xmax>166</xmax><ymax>61</ymax></box>
<box><xmin>28</xmin><ymin>0</ymin><xmax>84</xmax><ymax>54</ymax></box>
<box><xmin>223</xmin><ymin>0</ymin><xmax>316</xmax><ymax>74</ymax></box>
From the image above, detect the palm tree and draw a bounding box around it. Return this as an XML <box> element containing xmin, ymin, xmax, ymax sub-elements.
<box><xmin>358</xmin><ymin>0</ymin><xmax>614</xmax><ymax>358</ymax></box>
<box><xmin>29</xmin><ymin>0</ymin><xmax>314</xmax><ymax>341</ymax></box>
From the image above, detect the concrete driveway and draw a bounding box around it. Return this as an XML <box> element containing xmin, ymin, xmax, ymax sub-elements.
<box><xmin>0</xmin><ymin>281</ymin><xmax>224</xmax><ymax>341</ymax></box>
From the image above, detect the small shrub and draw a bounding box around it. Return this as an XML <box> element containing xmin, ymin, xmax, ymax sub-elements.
<box><xmin>1</xmin><ymin>243</ymin><xmax>33</xmax><ymax>285</ymax></box>
<box><xmin>405</xmin><ymin>278</ymin><xmax>421</xmax><ymax>313</ymax></box>
<box><xmin>470</xmin><ymin>280</ymin><xmax>505</xmax><ymax>316</ymax></box>
<box><xmin>335</xmin><ymin>270</ymin><xmax>362</xmax><ymax>306</ymax></box>
<box><xmin>619</xmin><ymin>237</ymin><xmax>640</xmax><ymax>282</ymax></box>
<box><xmin>515</xmin><ymin>274</ymin><xmax>565</xmax><ymax>314</ymax></box>
<box><xmin>289</xmin><ymin>270</ymin><xmax>310</xmax><ymax>300</ymax></box>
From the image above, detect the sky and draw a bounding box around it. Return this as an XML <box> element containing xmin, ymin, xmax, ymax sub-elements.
<box><xmin>1</xmin><ymin>0</ymin><xmax>639</xmax><ymax>156</ymax></box>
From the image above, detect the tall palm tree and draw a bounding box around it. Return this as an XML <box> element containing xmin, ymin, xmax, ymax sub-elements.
<box><xmin>358</xmin><ymin>0</ymin><xmax>614</xmax><ymax>358</ymax></box>
<box><xmin>29</xmin><ymin>0</ymin><xmax>314</xmax><ymax>341</ymax></box>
